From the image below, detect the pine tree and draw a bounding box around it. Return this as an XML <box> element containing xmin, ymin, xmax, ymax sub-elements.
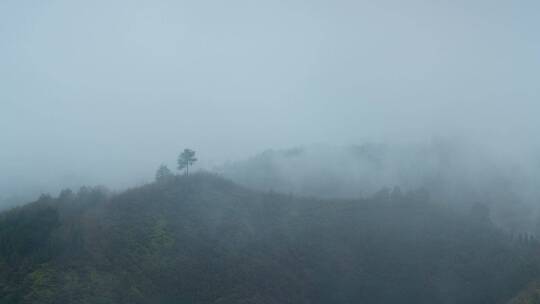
<box><xmin>177</xmin><ymin>149</ymin><xmax>197</xmax><ymax>175</ymax></box>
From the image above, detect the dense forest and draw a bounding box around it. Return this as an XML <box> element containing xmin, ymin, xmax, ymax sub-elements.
<box><xmin>1</xmin><ymin>172</ymin><xmax>539</xmax><ymax>303</ymax></box>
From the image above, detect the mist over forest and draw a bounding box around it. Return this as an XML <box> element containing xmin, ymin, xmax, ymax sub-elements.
<box><xmin>2</xmin><ymin>1</ymin><xmax>540</xmax><ymax>303</ymax></box>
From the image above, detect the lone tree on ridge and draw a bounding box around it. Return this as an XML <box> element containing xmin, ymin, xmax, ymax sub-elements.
<box><xmin>178</xmin><ymin>149</ymin><xmax>197</xmax><ymax>176</ymax></box>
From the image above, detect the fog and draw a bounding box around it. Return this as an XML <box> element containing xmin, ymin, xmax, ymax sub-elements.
<box><xmin>1</xmin><ymin>0</ymin><xmax>540</xmax><ymax>203</ymax></box>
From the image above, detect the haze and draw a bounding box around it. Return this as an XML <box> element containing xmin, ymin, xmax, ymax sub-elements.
<box><xmin>1</xmin><ymin>0</ymin><xmax>539</xmax><ymax>200</ymax></box>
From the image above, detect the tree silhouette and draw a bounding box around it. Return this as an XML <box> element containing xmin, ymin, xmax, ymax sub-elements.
<box><xmin>155</xmin><ymin>165</ymin><xmax>173</xmax><ymax>182</ymax></box>
<box><xmin>178</xmin><ymin>149</ymin><xmax>197</xmax><ymax>175</ymax></box>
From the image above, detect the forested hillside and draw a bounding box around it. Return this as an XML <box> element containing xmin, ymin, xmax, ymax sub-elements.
<box><xmin>1</xmin><ymin>173</ymin><xmax>538</xmax><ymax>304</ymax></box>
<box><xmin>220</xmin><ymin>143</ymin><xmax>540</xmax><ymax>235</ymax></box>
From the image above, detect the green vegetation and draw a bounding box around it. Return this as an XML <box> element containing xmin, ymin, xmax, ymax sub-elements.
<box><xmin>508</xmin><ymin>281</ymin><xmax>540</xmax><ymax>304</ymax></box>
<box><xmin>0</xmin><ymin>173</ymin><xmax>539</xmax><ymax>303</ymax></box>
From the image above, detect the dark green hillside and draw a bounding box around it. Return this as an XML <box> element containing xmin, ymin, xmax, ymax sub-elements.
<box><xmin>0</xmin><ymin>173</ymin><xmax>538</xmax><ymax>303</ymax></box>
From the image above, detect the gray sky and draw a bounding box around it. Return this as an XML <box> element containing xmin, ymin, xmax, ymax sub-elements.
<box><xmin>1</xmin><ymin>0</ymin><xmax>539</xmax><ymax>193</ymax></box>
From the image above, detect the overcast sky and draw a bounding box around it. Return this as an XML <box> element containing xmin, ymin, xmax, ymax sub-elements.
<box><xmin>1</xmin><ymin>0</ymin><xmax>539</xmax><ymax>193</ymax></box>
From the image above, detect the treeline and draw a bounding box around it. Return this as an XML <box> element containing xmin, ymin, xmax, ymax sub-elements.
<box><xmin>0</xmin><ymin>173</ymin><xmax>538</xmax><ymax>303</ymax></box>
<box><xmin>219</xmin><ymin>143</ymin><xmax>540</xmax><ymax>236</ymax></box>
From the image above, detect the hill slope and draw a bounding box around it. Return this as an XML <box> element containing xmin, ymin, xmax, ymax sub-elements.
<box><xmin>219</xmin><ymin>143</ymin><xmax>539</xmax><ymax>234</ymax></box>
<box><xmin>0</xmin><ymin>173</ymin><xmax>538</xmax><ymax>303</ymax></box>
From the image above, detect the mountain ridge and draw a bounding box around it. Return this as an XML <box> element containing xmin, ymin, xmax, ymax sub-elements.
<box><xmin>0</xmin><ymin>172</ymin><xmax>537</xmax><ymax>303</ymax></box>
